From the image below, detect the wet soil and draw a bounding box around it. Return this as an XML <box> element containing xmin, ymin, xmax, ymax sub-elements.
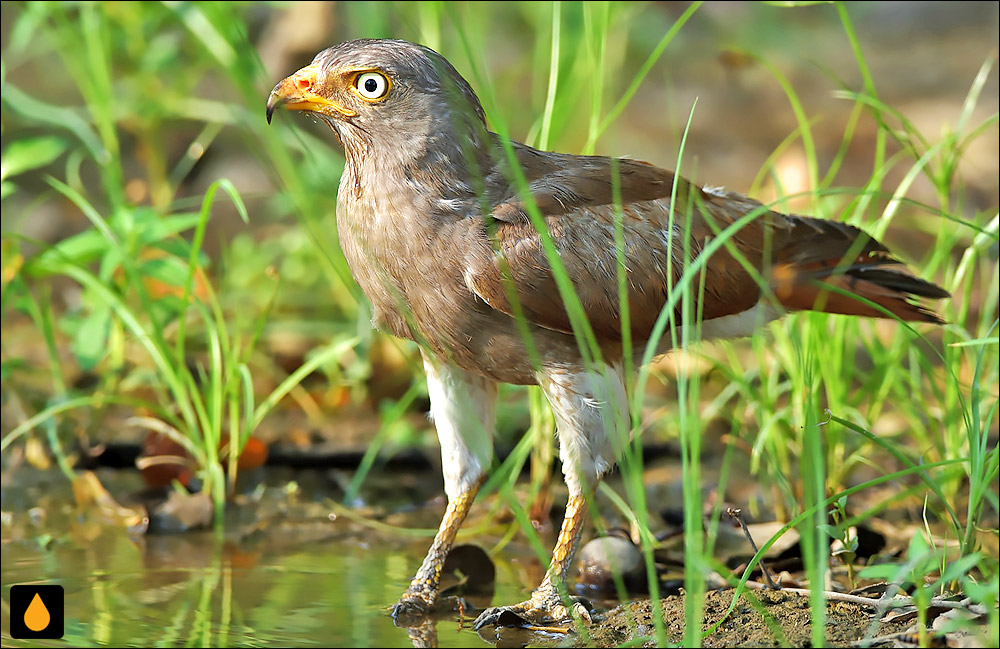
<box><xmin>595</xmin><ymin>589</ymin><xmax>896</xmax><ymax>648</ymax></box>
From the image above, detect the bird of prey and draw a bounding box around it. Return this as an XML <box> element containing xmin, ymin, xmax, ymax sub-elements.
<box><xmin>266</xmin><ymin>38</ymin><xmax>947</xmax><ymax>629</ymax></box>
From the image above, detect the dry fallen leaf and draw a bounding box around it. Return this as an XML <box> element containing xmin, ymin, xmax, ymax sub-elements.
<box><xmin>72</xmin><ymin>470</ymin><xmax>148</xmax><ymax>534</ymax></box>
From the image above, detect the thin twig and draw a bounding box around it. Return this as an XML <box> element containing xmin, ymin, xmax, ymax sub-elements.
<box><xmin>848</xmin><ymin>631</ymin><xmax>926</xmax><ymax>648</ymax></box>
<box><xmin>743</xmin><ymin>580</ymin><xmax>990</xmax><ymax>617</ymax></box>
<box><xmin>728</xmin><ymin>507</ymin><xmax>779</xmax><ymax>589</ymax></box>
<box><xmin>526</xmin><ymin>624</ymin><xmax>572</xmax><ymax>634</ymax></box>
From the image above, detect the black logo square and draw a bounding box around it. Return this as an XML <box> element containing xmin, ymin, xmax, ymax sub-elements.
<box><xmin>10</xmin><ymin>584</ymin><xmax>64</xmax><ymax>639</ymax></box>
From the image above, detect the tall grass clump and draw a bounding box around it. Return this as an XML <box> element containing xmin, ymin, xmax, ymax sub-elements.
<box><xmin>698</xmin><ymin>5</ymin><xmax>996</xmax><ymax>646</ymax></box>
<box><xmin>1</xmin><ymin>2</ymin><xmax>360</xmax><ymax>520</ymax></box>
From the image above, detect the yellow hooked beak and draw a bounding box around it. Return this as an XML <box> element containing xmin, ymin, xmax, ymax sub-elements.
<box><xmin>266</xmin><ymin>64</ymin><xmax>357</xmax><ymax>124</ymax></box>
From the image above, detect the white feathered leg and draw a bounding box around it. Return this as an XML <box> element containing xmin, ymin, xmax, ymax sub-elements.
<box><xmin>392</xmin><ymin>350</ymin><xmax>497</xmax><ymax>623</ymax></box>
<box><xmin>475</xmin><ymin>362</ymin><xmax>629</xmax><ymax>628</ymax></box>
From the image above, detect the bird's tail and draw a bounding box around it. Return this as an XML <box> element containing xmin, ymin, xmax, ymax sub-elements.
<box><xmin>770</xmin><ymin>217</ymin><xmax>949</xmax><ymax>324</ymax></box>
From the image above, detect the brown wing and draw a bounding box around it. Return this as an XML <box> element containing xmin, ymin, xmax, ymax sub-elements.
<box><xmin>464</xmin><ymin>143</ymin><xmax>947</xmax><ymax>343</ymax></box>
<box><xmin>464</xmin><ymin>146</ymin><xmax>776</xmax><ymax>341</ymax></box>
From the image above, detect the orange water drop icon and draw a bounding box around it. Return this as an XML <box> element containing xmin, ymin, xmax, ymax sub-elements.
<box><xmin>24</xmin><ymin>592</ymin><xmax>50</xmax><ymax>632</ymax></box>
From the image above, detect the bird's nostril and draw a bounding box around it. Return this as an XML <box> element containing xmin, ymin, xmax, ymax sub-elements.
<box><xmin>296</xmin><ymin>77</ymin><xmax>311</xmax><ymax>90</ymax></box>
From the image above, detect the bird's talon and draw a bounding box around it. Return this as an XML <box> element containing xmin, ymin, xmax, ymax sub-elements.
<box><xmin>473</xmin><ymin>596</ymin><xmax>592</xmax><ymax>629</ymax></box>
<box><xmin>569</xmin><ymin>599</ymin><xmax>593</xmax><ymax>624</ymax></box>
<box><xmin>391</xmin><ymin>594</ymin><xmax>435</xmax><ymax>626</ymax></box>
<box><xmin>473</xmin><ymin>606</ymin><xmax>530</xmax><ymax>630</ymax></box>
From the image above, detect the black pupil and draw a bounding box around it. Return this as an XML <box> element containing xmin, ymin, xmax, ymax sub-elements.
<box><xmin>364</xmin><ymin>77</ymin><xmax>379</xmax><ymax>94</ymax></box>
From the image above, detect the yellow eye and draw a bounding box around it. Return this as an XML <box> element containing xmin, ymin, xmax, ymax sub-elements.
<box><xmin>354</xmin><ymin>71</ymin><xmax>390</xmax><ymax>100</ymax></box>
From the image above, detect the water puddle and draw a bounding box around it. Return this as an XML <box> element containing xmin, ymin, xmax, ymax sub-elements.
<box><xmin>1</xmin><ymin>468</ymin><xmax>528</xmax><ymax>647</ymax></box>
<box><xmin>3</xmin><ymin>534</ymin><xmax>515</xmax><ymax>646</ymax></box>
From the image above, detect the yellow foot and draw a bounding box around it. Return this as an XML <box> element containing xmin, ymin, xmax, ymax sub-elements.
<box><xmin>473</xmin><ymin>595</ymin><xmax>592</xmax><ymax>629</ymax></box>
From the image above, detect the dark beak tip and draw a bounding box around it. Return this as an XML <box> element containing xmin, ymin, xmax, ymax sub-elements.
<box><xmin>266</xmin><ymin>95</ymin><xmax>278</xmax><ymax>125</ymax></box>
<box><xmin>266</xmin><ymin>85</ymin><xmax>284</xmax><ymax>125</ymax></box>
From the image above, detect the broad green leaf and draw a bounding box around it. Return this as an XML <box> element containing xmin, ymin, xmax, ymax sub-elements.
<box><xmin>818</xmin><ymin>524</ymin><xmax>842</xmax><ymax>541</ymax></box>
<box><xmin>140</xmin><ymin>255</ymin><xmax>193</xmax><ymax>291</ymax></box>
<box><xmin>937</xmin><ymin>553</ymin><xmax>982</xmax><ymax>585</ymax></box>
<box><xmin>72</xmin><ymin>303</ymin><xmax>111</xmax><ymax>370</ymax></box>
<box><xmin>138</xmin><ymin>213</ymin><xmax>204</xmax><ymax>245</ymax></box>
<box><xmin>858</xmin><ymin>562</ymin><xmax>902</xmax><ymax>581</ymax></box>
<box><xmin>1</xmin><ymin>136</ymin><xmax>68</xmax><ymax>181</ymax></box>
<box><xmin>31</xmin><ymin>229</ymin><xmax>111</xmax><ymax>271</ymax></box>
